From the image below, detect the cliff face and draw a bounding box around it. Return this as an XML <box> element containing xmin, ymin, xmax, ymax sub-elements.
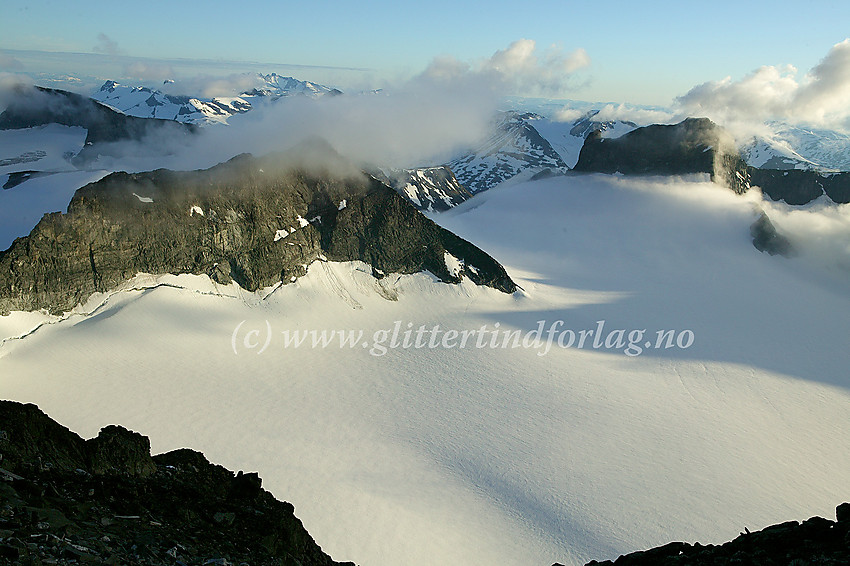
<box><xmin>749</xmin><ymin>167</ymin><xmax>850</xmax><ymax>205</ymax></box>
<box><xmin>0</xmin><ymin>151</ymin><xmax>516</xmax><ymax>315</ymax></box>
<box><xmin>573</xmin><ymin>118</ymin><xmax>752</xmax><ymax>195</ymax></box>
<box><xmin>0</xmin><ymin>400</ymin><xmax>352</xmax><ymax>565</ymax></box>
<box><xmin>573</xmin><ymin>117</ymin><xmax>850</xmax><ymax>206</ymax></box>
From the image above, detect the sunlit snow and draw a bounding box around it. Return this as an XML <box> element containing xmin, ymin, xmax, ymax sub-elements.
<box><xmin>2</xmin><ymin>174</ymin><xmax>849</xmax><ymax>566</ymax></box>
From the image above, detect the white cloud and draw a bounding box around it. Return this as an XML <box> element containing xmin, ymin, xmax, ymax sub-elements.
<box><xmin>163</xmin><ymin>39</ymin><xmax>593</xmax><ymax>171</ymax></box>
<box><xmin>417</xmin><ymin>39</ymin><xmax>590</xmax><ymax>97</ymax></box>
<box><xmin>123</xmin><ymin>61</ymin><xmax>176</xmax><ymax>83</ymax></box>
<box><xmin>0</xmin><ymin>52</ymin><xmax>23</xmax><ymax>71</ymax></box>
<box><xmin>676</xmin><ymin>39</ymin><xmax>850</xmax><ymax>133</ymax></box>
<box><xmin>760</xmin><ymin>196</ymin><xmax>850</xmax><ymax>275</ymax></box>
<box><xmin>168</xmin><ymin>73</ymin><xmax>268</xmax><ymax>98</ymax></box>
<box><xmin>588</xmin><ymin>103</ymin><xmax>677</xmax><ymax>125</ymax></box>
<box><xmin>552</xmin><ymin>108</ymin><xmax>585</xmax><ymax>122</ymax></box>
<box><xmin>93</xmin><ymin>33</ymin><xmax>122</xmax><ymax>56</ymax></box>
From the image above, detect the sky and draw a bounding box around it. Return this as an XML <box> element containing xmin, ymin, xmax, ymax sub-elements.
<box><xmin>1</xmin><ymin>1</ymin><xmax>849</xmax><ymax>109</ymax></box>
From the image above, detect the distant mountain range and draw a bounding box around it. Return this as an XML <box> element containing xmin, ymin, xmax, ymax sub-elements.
<box><xmin>91</xmin><ymin>73</ymin><xmax>342</xmax><ymax>125</ymax></box>
<box><xmin>740</xmin><ymin>123</ymin><xmax>850</xmax><ymax>172</ymax></box>
<box><xmin>3</xmin><ymin>76</ymin><xmax>849</xmax><ymax>216</ymax></box>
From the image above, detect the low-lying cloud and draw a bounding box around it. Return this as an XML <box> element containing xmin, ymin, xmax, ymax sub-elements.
<box><xmin>676</xmin><ymin>38</ymin><xmax>850</xmax><ymax>134</ymax></box>
<box><xmin>554</xmin><ymin>103</ymin><xmax>677</xmax><ymax>126</ymax></box>
<box><xmin>0</xmin><ymin>52</ymin><xmax>23</xmax><ymax>71</ymax></box>
<box><xmin>417</xmin><ymin>39</ymin><xmax>590</xmax><ymax>97</ymax></box>
<box><xmin>760</xmin><ymin>196</ymin><xmax>850</xmax><ymax>277</ymax></box>
<box><xmin>93</xmin><ymin>33</ymin><xmax>123</xmax><ymax>57</ymax></box>
<box><xmin>167</xmin><ymin>39</ymin><xmax>593</xmax><ymax>171</ymax></box>
<box><xmin>123</xmin><ymin>60</ymin><xmax>176</xmax><ymax>83</ymax></box>
<box><xmin>4</xmin><ymin>38</ymin><xmax>594</xmax><ymax>173</ymax></box>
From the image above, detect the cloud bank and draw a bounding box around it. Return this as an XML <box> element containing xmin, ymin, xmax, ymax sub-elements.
<box><xmin>416</xmin><ymin>39</ymin><xmax>590</xmax><ymax>97</ymax></box>
<box><xmin>93</xmin><ymin>33</ymin><xmax>123</xmax><ymax>56</ymax></box>
<box><xmin>676</xmin><ymin>38</ymin><xmax>850</xmax><ymax>133</ymax></box>
<box><xmin>554</xmin><ymin>103</ymin><xmax>677</xmax><ymax>126</ymax></box>
<box><xmin>172</xmin><ymin>39</ymin><xmax>593</xmax><ymax>170</ymax></box>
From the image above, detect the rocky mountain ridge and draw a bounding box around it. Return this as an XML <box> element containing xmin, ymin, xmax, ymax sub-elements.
<box><xmin>573</xmin><ymin>117</ymin><xmax>752</xmax><ymax>194</ymax></box>
<box><xmin>573</xmin><ymin>117</ymin><xmax>850</xmax><ymax>206</ymax></box>
<box><xmin>0</xmin><ymin>146</ymin><xmax>516</xmax><ymax>315</ymax></box>
<box><xmin>0</xmin><ymin>400</ymin><xmax>353</xmax><ymax>565</ymax></box>
<box><xmin>576</xmin><ymin>503</ymin><xmax>850</xmax><ymax>566</ymax></box>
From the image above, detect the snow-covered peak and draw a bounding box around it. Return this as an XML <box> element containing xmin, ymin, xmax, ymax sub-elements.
<box><xmin>249</xmin><ymin>73</ymin><xmax>342</xmax><ymax>99</ymax></box>
<box><xmin>741</xmin><ymin>123</ymin><xmax>850</xmax><ymax>172</ymax></box>
<box><xmin>91</xmin><ymin>74</ymin><xmax>341</xmax><ymax>126</ymax></box>
<box><xmin>448</xmin><ymin>110</ymin><xmax>570</xmax><ymax>194</ymax></box>
<box><xmin>92</xmin><ymin>81</ymin><xmax>253</xmax><ymax>126</ymax></box>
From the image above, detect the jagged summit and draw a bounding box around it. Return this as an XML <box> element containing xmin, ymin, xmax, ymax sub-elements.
<box><xmin>250</xmin><ymin>73</ymin><xmax>343</xmax><ymax>98</ymax></box>
<box><xmin>449</xmin><ymin>111</ymin><xmax>569</xmax><ymax>194</ymax></box>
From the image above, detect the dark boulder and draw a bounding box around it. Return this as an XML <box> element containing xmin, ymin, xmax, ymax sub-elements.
<box><xmin>86</xmin><ymin>425</ymin><xmax>157</xmax><ymax>478</ymax></box>
<box><xmin>750</xmin><ymin>212</ymin><xmax>795</xmax><ymax>257</ymax></box>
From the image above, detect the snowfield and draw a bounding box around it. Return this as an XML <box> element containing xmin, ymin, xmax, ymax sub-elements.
<box><xmin>2</xmin><ymin>173</ymin><xmax>849</xmax><ymax>566</ymax></box>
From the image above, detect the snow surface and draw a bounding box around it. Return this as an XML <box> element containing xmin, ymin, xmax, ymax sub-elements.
<box><xmin>741</xmin><ymin>124</ymin><xmax>850</xmax><ymax>172</ymax></box>
<box><xmin>0</xmin><ymin>124</ymin><xmax>87</xmax><ymax>175</ymax></box>
<box><xmin>533</xmin><ymin>116</ymin><xmax>635</xmax><ymax>168</ymax></box>
<box><xmin>444</xmin><ymin>251</ymin><xmax>464</xmax><ymax>277</ymax></box>
<box><xmin>2</xmin><ymin>174</ymin><xmax>850</xmax><ymax>566</ymax></box>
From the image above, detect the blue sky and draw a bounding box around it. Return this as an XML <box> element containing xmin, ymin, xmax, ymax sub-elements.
<box><xmin>1</xmin><ymin>0</ymin><xmax>849</xmax><ymax>106</ymax></box>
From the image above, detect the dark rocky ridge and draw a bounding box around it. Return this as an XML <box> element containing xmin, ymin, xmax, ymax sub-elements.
<box><xmin>574</xmin><ymin>502</ymin><xmax>850</xmax><ymax>565</ymax></box>
<box><xmin>0</xmin><ymin>147</ymin><xmax>516</xmax><ymax>314</ymax></box>
<box><xmin>0</xmin><ymin>400</ymin><xmax>353</xmax><ymax>565</ymax></box>
<box><xmin>749</xmin><ymin>167</ymin><xmax>850</xmax><ymax>205</ymax></box>
<box><xmin>0</xmin><ymin>85</ymin><xmax>196</xmax><ymax>166</ymax></box>
<box><xmin>573</xmin><ymin>118</ymin><xmax>752</xmax><ymax>195</ymax></box>
<box><xmin>573</xmin><ymin>117</ymin><xmax>850</xmax><ymax>205</ymax></box>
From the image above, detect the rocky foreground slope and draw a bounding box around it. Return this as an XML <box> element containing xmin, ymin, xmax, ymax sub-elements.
<box><xmin>576</xmin><ymin>502</ymin><xmax>850</xmax><ymax>566</ymax></box>
<box><xmin>0</xmin><ymin>144</ymin><xmax>516</xmax><ymax>315</ymax></box>
<box><xmin>0</xmin><ymin>400</ymin><xmax>353</xmax><ymax>565</ymax></box>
